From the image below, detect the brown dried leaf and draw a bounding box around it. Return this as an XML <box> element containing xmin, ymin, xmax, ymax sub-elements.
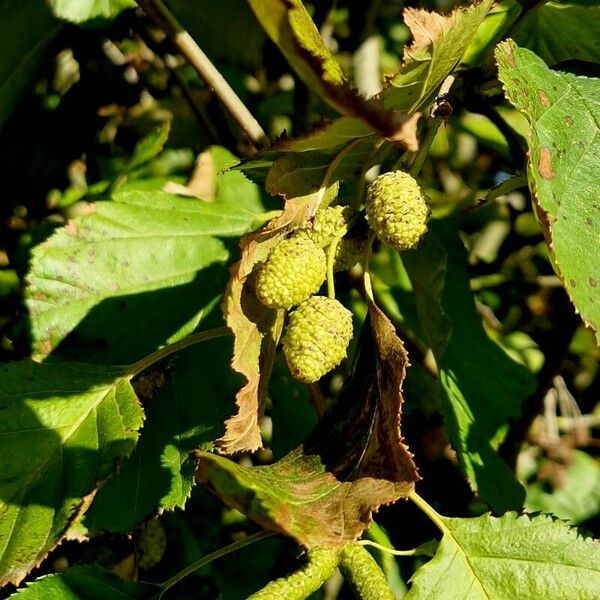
<box><xmin>217</xmin><ymin>198</ymin><xmax>323</xmax><ymax>453</ymax></box>
<box><xmin>200</xmin><ymin>300</ymin><xmax>418</xmax><ymax>546</ymax></box>
<box><xmin>381</xmin><ymin>0</ymin><xmax>494</xmax><ymax>113</ymax></box>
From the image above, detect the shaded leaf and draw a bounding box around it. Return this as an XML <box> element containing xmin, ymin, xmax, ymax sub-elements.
<box><xmin>406</xmin><ymin>512</ymin><xmax>600</xmax><ymax>599</ymax></box>
<box><xmin>49</xmin><ymin>0</ymin><xmax>135</xmax><ymax>23</ymax></box>
<box><xmin>85</xmin><ymin>337</ymin><xmax>237</xmax><ymax>532</ymax></box>
<box><xmin>381</xmin><ymin>0</ymin><xmax>494</xmax><ymax>113</ymax></box>
<box><xmin>238</xmin><ymin>119</ymin><xmax>378</xmax><ymax>190</ymax></box>
<box><xmin>496</xmin><ymin>41</ymin><xmax>600</xmax><ymax>342</ymax></box>
<box><xmin>513</xmin><ymin>1</ymin><xmax>600</xmax><ymax>66</ymax></box>
<box><xmin>170</xmin><ymin>0</ymin><xmax>266</xmax><ymax>68</ymax></box>
<box><xmin>247</xmin><ymin>0</ymin><xmax>419</xmax><ymax>149</ymax></box>
<box><xmin>129</xmin><ymin>121</ymin><xmax>171</xmax><ymax>171</ymax></box>
<box><xmin>461</xmin><ymin>0</ymin><xmax>522</xmax><ymax>67</ymax></box>
<box><xmin>197</xmin><ymin>303</ymin><xmax>418</xmax><ymax>547</ymax></box>
<box><xmin>523</xmin><ymin>450</ymin><xmax>600</xmax><ymax>524</ymax></box>
<box><xmin>0</xmin><ymin>0</ymin><xmax>61</xmax><ymax>128</ymax></box>
<box><xmin>26</xmin><ymin>189</ymin><xmax>259</xmax><ymax>363</ymax></box>
<box><xmin>403</xmin><ymin>222</ymin><xmax>535</xmax><ymax>512</ymax></box>
<box><xmin>9</xmin><ymin>566</ymin><xmax>157</xmax><ymax>599</ymax></box>
<box><xmin>0</xmin><ymin>361</ymin><xmax>143</xmax><ymax>586</ymax></box>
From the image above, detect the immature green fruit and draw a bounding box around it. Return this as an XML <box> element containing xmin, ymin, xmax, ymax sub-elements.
<box><xmin>333</xmin><ymin>237</ymin><xmax>365</xmax><ymax>271</ymax></box>
<box><xmin>300</xmin><ymin>205</ymin><xmax>353</xmax><ymax>247</ymax></box>
<box><xmin>283</xmin><ymin>296</ymin><xmax>353</xmax><ymax>383</ymax></box>
<box><xmin>366</xmin><ymin>170</ymin><xmax>430</xmax><ymax>251</ymax></box>
<box><xmin>256</xmin><ymin>236</ymin><xmax>327</xmax><ymax>309</ymax></box>
<box><xmin>137</xmin><ymin>519</ymin><xmax>167</xmax><ymax>571</ymax></box>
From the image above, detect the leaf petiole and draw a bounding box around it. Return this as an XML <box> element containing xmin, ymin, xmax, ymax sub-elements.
<box><xmin>358</xmin><ymin>539</ymin><xmax>438</xmax><ymax>558</ymax></box>
<box><xmin>155</xmin><ymin>530</ymin><xmax>275</xmax><ymax>598</ymax></box>
<box><xmin>125</xmin><ymin>327</ymin><xmax>231</xmax><ymax>377</ymax></box>
<box><xmin>409</xmin><ymin>491</ymin><xmax>450</xmax><ymax>535</ymax></box>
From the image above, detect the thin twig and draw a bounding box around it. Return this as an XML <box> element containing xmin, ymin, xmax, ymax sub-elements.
<box><xmin>156</xmin><ymin>530</ymin><xmax>275</xmax><ymax>598</ymax></box>
<box><xmin>126</xmin><ymin>327</ymin><xmax>231</xmax><ymax>377</ymax></box>
<box><xmin>136</xmin><ymin>0</ymin><xmax>268</xmax><ymax>149</ymax></box>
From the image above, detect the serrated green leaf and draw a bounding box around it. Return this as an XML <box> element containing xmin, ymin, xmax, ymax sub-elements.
<box><xmin>49</xmin><ymin>0</ymin><xmax>135</xmax><ymax>23</ymax></box>
<box><xmin>403</xmin><ymin>222</ymin><xmax>535</xmax><ymax>512</ymax></box>
<box><xmin>85</xmin><ymin>337</ymin><xmax>238</xmax><ymax>532</ymax></box>
<box><xmin>381</xmin><ymin>0</ymin><xmax>494</xmax><ymax>113</ymax></box>
<box><xmin>496</xmin><ymin>41</ymin><xmax>600</xmax><ymax>343</ymax></box>
<box><xmin>406</xmin><ymin>512</ymin><xmax>600</xmax><ymax>599</ymax></box>
<box><xmin>9</xmin><ymin>566</ymin><xmax>157</xmax><ymax>599</ymax></box>
<box><xmin>0</xmin><ymin>361</ymin><xmax>143</xmax><ymax>586</ymax></box>
<box><xmin>26</xmin><ymin>190</ymin><xmax>260</xmax><ymax>363</ymax></box>
<box><xmin>0</xmin><ymin>0</ymin><xmax>61</xmax><ymax>128</ymax></box>
<box><xmin>128</xmin><ymin>122</ymin><xmax>171</xmax><ymax>171</ymax></box>
<box><xmin>513</xmin><ymin>1</ymin><xmax>600</xmax><ymax>66</ymax></box>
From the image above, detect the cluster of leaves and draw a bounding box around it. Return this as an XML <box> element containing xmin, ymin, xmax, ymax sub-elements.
<box><xmin>1</xmin><ymin>0</ymin><xmax>599</xmax><ymax>598</ymax></box>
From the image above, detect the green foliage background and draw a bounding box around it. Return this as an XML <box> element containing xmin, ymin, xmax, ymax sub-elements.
<box><xmin>0</xmin><ymin>0</ymin><xmax>599</xmax><ymax>598</ymax></box>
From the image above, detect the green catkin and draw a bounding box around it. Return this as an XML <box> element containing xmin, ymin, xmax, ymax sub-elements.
<box><xmin>137</xmin><ymin>519</ymin><xmax>167</xmax><ymax>571</ymax></box>
<box><xmin>255</xmin><ymin>236</ymin><xmax>327</xmax><ymax>309</ymax></box>
<box><xmin>247</xmin><ymin>547</ymin><xmax>340</xmax><ymax>600</ymax></box>
<box><xmin>339</xmin><ymin>543</ymin><xmax>395</xmax><ymax>600</ymax></box>
<box><xmin>366</xmin><ymin>170</ymin><xmax>430</xmax><ymax>251</ymax></box>
<box><xmin>283</xmin><ymin>296</ymin><xmax>353</xmax><ymax>383</ymax></box>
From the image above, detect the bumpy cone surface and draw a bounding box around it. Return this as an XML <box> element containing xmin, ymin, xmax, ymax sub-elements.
<box><xmin>256</xmin><ymin>236</ymin><xmax>326</xmax><ymax>309</ymax></box>
<box><xmin>301</xmin><ymin>205</ymin><xmax>353</xmax><ymax>247</ymax></box>
<box><xmin>366</xmin><ymin>171</ymin><xmax>430</xmax><ymax>251</ymax></box>
<box><xmin>283</xmin><ymin>296</ymin><xmax>353</xmax><ymax>383</ymax></box>
<box><xmin>333</xmin><ymin>237</ymin><xmax>365</xmax><ymax>271</ymax></box>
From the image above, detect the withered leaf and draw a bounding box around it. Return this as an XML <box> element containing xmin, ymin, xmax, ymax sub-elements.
<box><xmin>200</xmin><ymin>301</ymin><xmax>418</xmax><ymax>546</ymax></box>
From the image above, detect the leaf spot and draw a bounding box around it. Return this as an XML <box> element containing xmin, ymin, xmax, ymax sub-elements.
<box><xmin>589</xmin><ymin>277</ymin><xmax>597</xmax><ymax>288</ymax></box>
<box><xmin>566</xmin><ymin>116</ymin><xmax>574</xmax><ymax>126</ymax></box>
<box><xmin>538</xmin><ymin>90</ymin><xmax>549</xmax><ymax>107</ymax></box>
<box><xmin>570</xmin><ymin>279</ymin><xmax>576</xmax><ymax>288</ymax></box>
<box><xmin>538</xmin><ymin>147</ymin><xmax>554</xmax><ymax>180</ymax></box>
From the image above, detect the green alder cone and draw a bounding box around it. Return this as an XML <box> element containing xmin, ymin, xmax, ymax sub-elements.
<box><xmin>366</xmin><ymin>170</ymin><xmax>430</xmax><ymax>251</ymax></box>
<box><xmin>339</xmin><ymin>543</ymin><xmax>395</xmax><ymax>600</ymax></box>
<box><xmin>247</xmin><ymin>547</ymin><xmax>341</xmax><ymax>599</ymax></box>
<box><xmin>333</xmin><ymin>237</ymin><xmax>365</xmax><ymax>271</ymax></box>
<box><xmin>300</xmin><ymin>205</ymin><xmax>353</xmax><ymax>246</ymax></box>
<box><xmin>255</xmin><ymin>236</ymin><xmax>327</xmax><ymax>309</ymax></box>
<box><xmin>283</xmin><ymin>295</ymin><xmax>353</xmax><ymax>383</ymax></box>
<box><xmin>137</xmin><ymin>519</ymin><xmax>167</xmax><ymax>571</ymax></box>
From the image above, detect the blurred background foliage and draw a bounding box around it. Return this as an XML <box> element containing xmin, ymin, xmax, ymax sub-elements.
<box><xmin>0</xmin><ymin>1</ymin><xmax>598</xmax><ymax>598</ymax></box>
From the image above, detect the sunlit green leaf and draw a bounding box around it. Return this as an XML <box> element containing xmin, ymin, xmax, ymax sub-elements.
<box><xmin>49</xmin><ymin>0</ymin><xmax>135</xmax><ymax>23</ymax></box>
<box><xmin>497</xmin><ymin>41</ymin><xmax>600</xmax><ymax>342</ymax></box>
<box><xmin>0</xmin><ymin>361</ymin><xmax>143</xmax><ymax>585</ymax></box>
<box><xmin>407</xmin><ymin>513</ymin><xmax>600</xmax><ymax>599</ymax></box>
<box><xmin>26</xmin><ymin>189</ymin><xmax>260</xmax><ymax>363</ymax></box>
